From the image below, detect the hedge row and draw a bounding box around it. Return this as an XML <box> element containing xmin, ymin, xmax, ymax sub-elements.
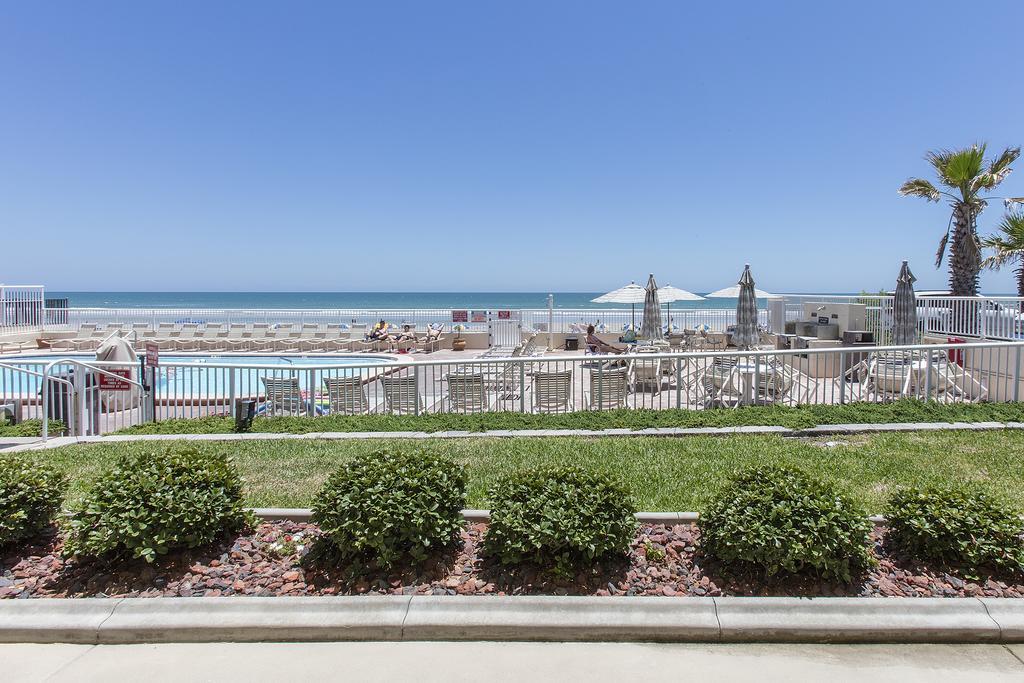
<box><xmin>3</xmin><ymin>447</ymin><xmax>1023</xmax><ymax>579</ymax></box>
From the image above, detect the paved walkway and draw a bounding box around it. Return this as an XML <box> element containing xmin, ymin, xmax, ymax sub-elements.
<box><xmin>6</xmin><ymin>642</ymin><xmax>1024</xmax><ymax>682</ymax></box>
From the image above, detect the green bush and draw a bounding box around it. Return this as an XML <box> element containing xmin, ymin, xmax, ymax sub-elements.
<box><xmin>0</xmin><ymin>419</ymin><xmax>65</xmax><ymax>437</ymax></box>
<box><xmin>887</xmin><ymin>484</ymin><xmax>1024</xmax><ymax>576</ymax></box>
<box><xmin>701</xmin><ymin>465</ymin><xmax>872</xmax><ymax>582</ymax></box>
<box><xmin>63</xmin><ymin>445</ymin><xmax>250</xmax><ymax>562</ymax></box>
<box><xmin>312</xmin><ymin>449</ymin><xmax>467</xmax><ymax>568</ymax></box>
<box><xmin>0</xmin><ymin>455</ymin><xmax>65</xmax><ymax>545</ymax></box>
<box><xmin>483</xmin><ymin>465</ymin><xmax>637</xmax><ymax>573</ymax></box>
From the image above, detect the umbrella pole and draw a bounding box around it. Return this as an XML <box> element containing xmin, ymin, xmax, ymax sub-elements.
<box><xmin>631</xmin><ymin>303</ymin><xmax>635</xmax><ymax>329</ymax></box>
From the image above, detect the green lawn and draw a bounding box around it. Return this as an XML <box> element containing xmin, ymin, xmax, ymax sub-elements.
<box><xmin>33</xmin><ymin>429</ymin><xmax>1024</xmax><ymax>513</ymax></box>
<box><xmin>112</xmin><ymin>399</ymin><xmax>1024</xmax><ymax>435</ymax></box>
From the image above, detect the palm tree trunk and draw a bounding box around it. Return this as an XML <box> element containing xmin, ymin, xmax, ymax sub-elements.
<box><xmin>948</xmin><ymin>202</ymin><xmax>980</xmax><ymax>297</ymax></box>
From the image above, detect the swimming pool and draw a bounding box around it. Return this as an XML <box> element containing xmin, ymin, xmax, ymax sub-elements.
<box><xmin>0</xmin><ymin>353</ymin><xmax>398</xmax><ymax>399</ymax></box>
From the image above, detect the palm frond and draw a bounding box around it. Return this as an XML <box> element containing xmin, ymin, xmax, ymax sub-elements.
<box><xmin>898</xmin><ymin>178</ymin><xmax>941</xmax><ymax>201</ymax></box>
<box><xmin>981</xmin><ymin>212</ymin><xmax>1024</xmax><ymax>271</ymax></box>
<box><xmin>925</xmin><ymin>149</ymin><xmax>955</xmax><ymax>180</ymax></box>
<box><xmin>1005</xmin><ymin>197</ymin><xmax>1024</xmax><ymax>209</ymax></box>
<box><xmin>935</xmin><ymin>231</ymin><xmax>950</xmax><ymax>268</ymax></box>
<box><xmin>940</xmin><ymin>144</ymin><xmax>986</xmax><ymax>190</ymax></box>
<box><xmin>987</xmin><ymin>146</ymin><xmax>1020</xmax><ymax>185</ymax></box>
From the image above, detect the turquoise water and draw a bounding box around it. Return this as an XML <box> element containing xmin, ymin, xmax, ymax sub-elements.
<box><xmin>1</xmin><ymin>354</ymin><xmax>392</xmax><ymax>398</ymax></box>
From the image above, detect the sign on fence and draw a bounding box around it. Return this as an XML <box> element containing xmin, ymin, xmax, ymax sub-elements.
<box><xmin>498</xmin><ymin>310</ymin><xmax>511</xmax><ymax>320</ymax></box>
<box><xmin>452</xmin><ymin>310</ymin><xmax>468</xmax><ymax>323</ymax></box>
<box><xmin>471</xmin><ymin>310</ymin><xmax>487</xmax><ymax>323</ymax></box>
<box><xmin>98</xmin><ymin>368</ymin><xmax>132</xmax><ymax>391</ymax></box>
<box><xmin>145</xmin><ymin>343</ymin><xmax>160</xmax><ymax>368</ymax></box>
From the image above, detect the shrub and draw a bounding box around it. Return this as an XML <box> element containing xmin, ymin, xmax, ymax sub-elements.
<box><xmin>701</xmin><ymin>465</ymin><xmax>872</xmax><ymax>582</ymax></box>
<box><xmin>312</xmin><ymin>449</ymin><xmax>467</xmax><ymax>568</ymax></box>
<box><xmin>0</xmin><ymin>419</ymin><xmax>65</xmax><ymax>437</ymax></box>
<box><xmin>63</xmin><ymin>445</ymin><xmax>249</xmax><ymax>562</ymax></box>
<box><xmin>887</xmin><ymin>484</ymin><xmax>1024</xmax><ymax>576</ymax></box>
<box><xmin>0</xmin><ymin>455</ymin><xmax>65</xmax><ymax>545</ymax></box>
<box><xmin>483</xmin><ymin>465</ymin><xmax>637</xmax><ymax>573</ymax></box>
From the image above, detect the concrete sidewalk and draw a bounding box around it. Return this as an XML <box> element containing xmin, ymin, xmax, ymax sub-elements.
<box><xmin>7</xmin><ymin>642</ymin><xmax>1024</xmax><ymax>682</ymax></box>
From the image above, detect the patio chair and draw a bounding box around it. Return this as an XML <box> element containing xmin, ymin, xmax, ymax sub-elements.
<box><xmin>225</xmin><ymin>323</ymin><xmax>250</xmax><ymax>351</ymax></box>
<box><xmin>260</xmin><ymin>376</ymin><xmax>310</xmax><ymax>416</ymax></box>
<box><xmin>323</xmin><ymin>376</ymin><xmax>370</xmax><ymax>415</ymax></box>
<box><xmin>380</xmin><ymin>375</ymin><xmax>426</xmax><ymax>415</ymax></box>
<box><xmin>248</xmin><ymin>324</ymin><xmax>275</xmax><ymax>352</ymax></box>
<box><xmin>629</xmin><ymin>354</ymin><xmax>663</xmax><ymax>394</ymax></box>
<box><xmin>417</xmin><ymin>325</ymin><xmax>445</xmax><ymax>354</ymax></box>
<box><xmin>298</xmin><ymin>325</ymin><xmax>329</xmax><ymax>352</ymax></box>
<box><xmin>532</xmin><ymin>369</ymin><xmax>572</xmax><ymax>413</ymax></box>
<box><xmin>446</xmin><ymin>372</ymin><xmax>497</xmax><ymax>413</ymax></box>
<box><xmin>173</xmin><ymin>323</ymin><xmax>201</xmax><ymax>351</ymax></box>
<box><xmin>71</xmin><ymin>323</ymin><xmax>111</xmax><ymax>351</ymax></box>
<box><xmin>197</xmin><ymin>323</ymin><xmax>228</xmax><ymax>351</ymax></box>
<box><xmin>585</xmin><ymin>366</ymin><xmax>629</xmax><ymax>410</ymax></box>
<box><xmin>926</xmin><ymin>354</ymin><xmax>988</xmax><ymax>402</ymax></box>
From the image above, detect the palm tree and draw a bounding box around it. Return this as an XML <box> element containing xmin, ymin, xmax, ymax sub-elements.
<box><xmin>982</xmin><ymin>212</ymin><xmax>1024</xmax><ymax>297</ymax></box>
<box><xmin>899</xmin><ymin>144</ymin><xmax>1020</xmax><ymax>296</ymax></box>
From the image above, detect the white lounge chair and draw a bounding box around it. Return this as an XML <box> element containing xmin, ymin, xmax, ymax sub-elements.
<box><xmin>585</xmin><ymin>366</ymin><xmax>629</xmax><ymax>410</ymax></box>
<box><xmin>260</xmin><ymin>376</ymin><xmax>310</xmax><ymax>416</ymax></box>
<box><xmin>323</xmin><ymin>376</ymin><xmax>369</xmax><ymax>415</ymax></box>
<box><xmin>380</xmin><ymin>375</ymin><xmax>426</xmax><ymax>414</ymax></box>
<box><xmin>532</xmin><ymin>369</ymin><xmax>572</xmax><ymax>413</ymax></box>
<box><xmin>446</xmin><ymin>373</ymin><xmax>497</xmax><ymax>413</ymax></box>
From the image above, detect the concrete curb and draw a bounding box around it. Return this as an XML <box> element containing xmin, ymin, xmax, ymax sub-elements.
<box><xmin>0</xmin><ymin>596</ymin><xmax>1020</xmax><ymax>644</ymax></box>
<box><xmin>250</xmin><ymin>508</ymin><xmax>881</xmax><ymax>525</ymax></box>
<box><xmin>7</xmin><ymin>420</ymin><xmax>1024</xmax><ymax>451</ymax></box>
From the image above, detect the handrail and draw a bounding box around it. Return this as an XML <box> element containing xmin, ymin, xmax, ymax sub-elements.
<box><xmin>39</xmin><ymin>358</ymin><xmax>145</xmax><ymax>440</ymax></box>
<box><xmin>2</xmin><ymin>362</ymin><xmax>77</xmax><ymax>439</ymax></box>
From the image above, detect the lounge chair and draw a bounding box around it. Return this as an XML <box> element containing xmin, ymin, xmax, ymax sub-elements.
<box><xmin>173</xmin><ymin>323</ymin><xmax>201</xmax><ymax>351</ymax></box>
<box><xmin>629</xmin><ymin>353</ymin><xmax>663</xmax><ymax>394</ymax></box>
<box><xmin>417</xmin><ymin>325</ymin><xmax>444</xmax><ymax>354</ymax></box>
<box><xmin>249</xmin><ymin>324</ymin><xmax>274</xmax><ymax>352</ymax></box>
<box><xmin>71</xmin><ymin>324</ymin><xmax>111</xmax><ymax>351</ymax></box>
<box><xmin>446</xmin><ymin>373</ymin><xmax>497</xmax><ymax>413</ymax></box>
<box><xmin>585</xmin><ymin>366</ymin><xmax>629</xmax><ymax>410</ymax></box>
<box><xmin>532</xmin><ymin>369</ymin><xmax>572</xmax><ymax>413</ymax></box>
<box><xmin>380</xmin><ymin>375</ymin><xmax>426</xmax><ymax>414</ymax></box>
<box><xmin>260</xmin><ymin>376</ymin><xmax>310</xmax><ymax>416</ymax></box>
<box><xmin>323</xmin><ymin>376</ymin><xmax>370</xmax><ymax>415</ymax></box>
<box><xmin>224</xmin><ymin>323</ymin><xmax>250</xmax><ymax>351</ymax></box>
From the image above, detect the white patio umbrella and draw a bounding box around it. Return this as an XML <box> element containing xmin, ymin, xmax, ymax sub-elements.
<box><xmin>592</xmin><ymin>282</ymin><xmax>646</xmax><ymax>328</ymax></box>
<box><xmin>704</xmin><ymin>283</ymin><xmax>777</xmax><ymax>299</ymax></box>
<box><xmin>657</xmin><ymin>285</ymin><xmax>704</xmax><ymax>332</ymax></box>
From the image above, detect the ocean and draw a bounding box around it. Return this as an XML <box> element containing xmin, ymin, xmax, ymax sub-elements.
<box><xmin>48</xmin><ymin>291</ymin><xmax>769</xmax><ymax>310</ymax></box>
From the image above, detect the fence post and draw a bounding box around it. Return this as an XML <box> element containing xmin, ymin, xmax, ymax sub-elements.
<box><xmin>229</xmin><ymin>369</ymin><xmax>237</xmax><ymax>419</ymax></box>
<box><xmin>73</xmin><ymin>367</ymin><xmax>86</xmax><ymax>436</ymax></box>
<box><xmin>923</xmin><ymin>352</ymin><xmax>933</xmax><ymax>402</ymax></box>
<box><xmin>41</xmin><ymin>365</ymin><xmax>50</xmax><ymax>441</ymax></box>
<box><xmin>675</xmin><ymin>357</ymin><xmax>683</xmax><ymax>409</ymax></box>
<box><xmin>519</xmin><ymin>360</ymin><xmax>526</xmax><ymax>413</ymax></box>
<box><xmin>1015</xmin><ymin>345</ymin><xmax>1021</xmax><ymax>403</ymax></box>
<box><xmin>838</xmin><ymin>349</ymin><xmax>846</xmax><ymax>405</ymax></box>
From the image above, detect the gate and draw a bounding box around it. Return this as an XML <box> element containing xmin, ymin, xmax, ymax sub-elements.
<box><xmin>488</xmin><ymin>310</ymin><xmax>522</xmax><ymax>349</ymax></box>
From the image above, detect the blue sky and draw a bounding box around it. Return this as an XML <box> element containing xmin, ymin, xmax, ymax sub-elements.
<box><xmin>2</xmin><ymin>1</ymin><xmax>1023</xmax><ymax>293</ymax></box>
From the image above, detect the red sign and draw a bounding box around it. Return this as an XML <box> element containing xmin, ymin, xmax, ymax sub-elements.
<box><xmin>145</xmin><ymin>343</ymin><xmax>160</xmax><ymax>368</ymax></box>
<box><xmin>471</xmin><ymin>310</ymin><xmax>487</xmax><ymax>323</ymax></box>
<box><xmin>98</xmin><ymin>368</ymin><xmax>132</xmax><ymax>391</ymax></box>
<box><xmin>452</xmin><ymin>310</ymin><xmax>468</xmax><ymax>323</ymax></box>
<box><xmin>497</xmin><ymin>310</ymin><xmax>511</xmax><ymax>320</ymax></box>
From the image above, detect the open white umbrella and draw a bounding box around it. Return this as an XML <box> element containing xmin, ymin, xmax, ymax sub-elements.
<box><xmin>657</xmin><ymin>285</ymin><xmax>704</xmax><ymax>332</ymax></box>
<box><xmin>704</xmin><ymin>283</ymin><xmax>777</xmax><ymax>299</ymax></box>
<box><xmin>592</xmin><ymin>282</ymin><xmax>646</xmax><ymax>328</ymax></box>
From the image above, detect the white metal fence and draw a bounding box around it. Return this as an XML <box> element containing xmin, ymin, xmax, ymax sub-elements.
<box><xmin>0</xmin><ymin>285</ymin><xmax>45</xmax><ymax>336</ymax></box>
<box><xmin>2</xmin><ymin>340</ymin><xmax>1021</xmax><ymax>439</ymax></box>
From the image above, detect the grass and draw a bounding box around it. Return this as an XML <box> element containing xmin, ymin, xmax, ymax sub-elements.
<box><xmin>113</xmin><ymin>399</ymin><xmax>1024</xmax><ymax>435</ymax></box>
<box><xmin>32</xmin><ymin>429</ymin><xmax>1024</xmax><ymax>513</ymax></box>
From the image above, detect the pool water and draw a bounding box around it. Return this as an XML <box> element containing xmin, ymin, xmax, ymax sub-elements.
<box><xmin>1</xmin><ymin>354</ymin><xmax>396</xmax><ymax>399</ymax></box>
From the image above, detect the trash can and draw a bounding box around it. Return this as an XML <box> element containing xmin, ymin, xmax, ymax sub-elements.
<box><xmin>565</xmin><ymin>336</ymin><xmax>579</xmax><ymax>351</ymax></box>
<box><xmin>947</xmin><ymin>337</ymin><xmax>966</xmax><ymax>367</ymax></box>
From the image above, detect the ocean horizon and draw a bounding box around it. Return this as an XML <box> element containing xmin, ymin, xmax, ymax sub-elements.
<box><xmin>47</xmin><ymin>290</ymin><xmax>863</xmax><ymax>311</ymax></box>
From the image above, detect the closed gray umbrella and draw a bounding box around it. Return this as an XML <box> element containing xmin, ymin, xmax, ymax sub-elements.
<box><xmin>732</xmin><ymin>264</ymin><xmax>760</xmax><ymax>350</ymax></box>
<box><xmin>891</xmin><ymin>260</ymin><xmax>918</xmax><ymax>345</ymax></box>
<box><xmin>640</xmin><ymin>273</ymin><xmax>663</xmax><ymax>341</ymax></box>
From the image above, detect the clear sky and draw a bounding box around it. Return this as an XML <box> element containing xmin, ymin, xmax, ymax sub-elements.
<box><xmin>2</xmin><ymin>1</ymin><xmax>1023</xmax><ymax>294</ymax></box>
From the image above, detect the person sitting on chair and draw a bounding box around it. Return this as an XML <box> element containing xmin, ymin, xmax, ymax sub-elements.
<box><xmin>586</xmin><ymin>325</ymin><xmax>625</xmax><ymax>354</ymax></box>
<box><xmin>368</xmin><ymin>319</ymin><xmax>390</xmax><ymax>341</ymax></box>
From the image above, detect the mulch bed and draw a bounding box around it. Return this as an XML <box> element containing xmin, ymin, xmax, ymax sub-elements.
<box><xmin>2</xmin><ymin>522</ymin><xmax>1022</xmax><ymax>599</ymax></box>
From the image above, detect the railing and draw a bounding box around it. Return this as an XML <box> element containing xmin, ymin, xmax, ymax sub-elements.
<box><xmin>45</xmin><ymin>306</ymin><xmax>771</xmax><ymax>335</ymax></box>
<box><xmin>782</xmin><ymin>294</ymin><xmax>1024</xmax><ymax>342</ymax></box>
<box><xmin>0</xmin><ymin>285</ymin><xmax>45</xmax><ymax>336</ymax></box>
<box><xmin>4</xmin><ymin>341</ymin><xmax>1019</xmax><ymax>437</ymax></box>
